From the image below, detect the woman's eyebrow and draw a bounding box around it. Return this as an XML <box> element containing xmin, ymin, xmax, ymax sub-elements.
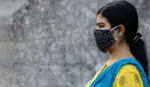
<box><xmin>96</xmin><ymin>22</ymin><xmax>105</xmax><ymax>25</ymax></box>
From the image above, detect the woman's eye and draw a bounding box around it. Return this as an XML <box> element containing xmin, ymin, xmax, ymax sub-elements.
<box><xmin>99</xmin><ymin>25</ymin><xmax>104</xmax><ymax>28</ymax></box>
<box><xmin>97</xmin><ymin>24</ymin><xmax>105</xmax><ymax>28</ymax></box>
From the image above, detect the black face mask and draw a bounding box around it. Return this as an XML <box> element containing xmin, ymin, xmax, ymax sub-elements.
<box><xmin>93</xmin><ymin>26</ymin><xmax>118</xmax><ymax>53</ymax></box>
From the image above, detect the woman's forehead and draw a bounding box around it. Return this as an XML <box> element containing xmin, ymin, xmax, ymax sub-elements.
<box><xmin>96</xmin><ymin>14</ymin><xmax>108</xmax><ymax>23</ymax></box>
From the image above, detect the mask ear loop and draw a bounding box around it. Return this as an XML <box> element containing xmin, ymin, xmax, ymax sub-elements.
<box><xmin>110</xmin><ymin>26</ymin><xmax>119</xmax><ymax>40</ymax></box>
<box><xmin>110</xmin><ymin>26</ymin><xmax>119</xmax><ymax>31</ymax></box>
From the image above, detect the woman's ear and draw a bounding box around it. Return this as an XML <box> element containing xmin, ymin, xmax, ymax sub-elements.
<box><xmin>117</xmin><ymin>32</ymin><xmax>122</xmax><ymax>36</ymax></box>
<box><xmin>117</xmin><ymin>25</ymin><xmax>125</xmax><ymax>37</ymax></box>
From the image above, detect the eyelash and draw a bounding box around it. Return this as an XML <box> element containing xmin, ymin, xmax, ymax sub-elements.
<box><xmin>97</xmin><ymin>24</ymin><xmax>104</xmax><ymax>28</ymax></box>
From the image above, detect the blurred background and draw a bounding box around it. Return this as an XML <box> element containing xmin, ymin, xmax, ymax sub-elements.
<box><xmin>0</xmin><ymin>0</ymin><xmax>149</xmax><ymax>87</ymax></box>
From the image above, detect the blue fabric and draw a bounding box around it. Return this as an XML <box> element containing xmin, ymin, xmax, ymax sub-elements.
<box><xmin>90</xmin><ymin>58</ymin><xmax>149</xmax><ymax>87</ymax></box>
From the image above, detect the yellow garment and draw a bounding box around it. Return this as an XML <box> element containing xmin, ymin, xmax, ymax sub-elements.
<box><xmin>85</xmin><ymin>64</ymin><xmax>144</xmax><ymax>87</ymax></box>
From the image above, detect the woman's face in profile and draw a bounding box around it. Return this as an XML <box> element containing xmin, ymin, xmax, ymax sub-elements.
<box><xmin>95</xmin><ymin>13</ymin><xmax>123</xmax><ymax>52</ymax></box>
<box><xmin>96</xmin><ymin>13</ymin><xmax>119</xmax><ymax>38</ymax></box>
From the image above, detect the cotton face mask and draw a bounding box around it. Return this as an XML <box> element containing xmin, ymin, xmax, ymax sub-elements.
<box><xmin>93</xmin><ymin>26</ymin><xmax>119</xmax><ymax>53</ymax></box>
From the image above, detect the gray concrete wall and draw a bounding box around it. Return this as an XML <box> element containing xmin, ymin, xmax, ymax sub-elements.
<box><xmin>0</xmin><ymin>0</ymin><xmax>149</xmax><ymax>87</ymax></box>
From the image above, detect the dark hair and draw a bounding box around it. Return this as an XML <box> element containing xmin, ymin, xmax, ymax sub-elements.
<box><xmin>97</xmin><ymin>1</ymin><xmax>149</xmax><ymax>78</ymax></box>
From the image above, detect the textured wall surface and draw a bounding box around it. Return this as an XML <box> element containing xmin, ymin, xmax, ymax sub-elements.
<box><xmin>0</xmin><ymin>0</ymin><xmax>149</xmax><ymax>87</ymax></box>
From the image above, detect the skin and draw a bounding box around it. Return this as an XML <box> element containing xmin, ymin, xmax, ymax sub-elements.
<box><xmin>96</xmin><ymin>13</ymin><xmax>135</xmax><ymax>66</ymax></box>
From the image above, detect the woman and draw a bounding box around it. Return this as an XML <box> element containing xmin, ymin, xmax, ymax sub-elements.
<box><xmin>85</xmin><ymin>1</ymin><xmax>149</xmax><ymax>87</ymax></box>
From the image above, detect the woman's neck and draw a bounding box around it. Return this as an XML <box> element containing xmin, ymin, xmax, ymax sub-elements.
<box><xmin>106</xmin><ymin>43</ymin><xmax>135</xmax><ymax>66</ymax></box>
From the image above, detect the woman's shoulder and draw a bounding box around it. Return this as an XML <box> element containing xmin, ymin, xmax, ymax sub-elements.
<box><xmin>119</xmin><ymin>64</ymin><xmax>138</xmax><ymax>72</ymax></box>
<box><xmin>113</xmin><ymin>64</ymin><xmax>144</xmax><ymax>87</ymax></box>
<box><xmin>116</xmin><ymin>64</ymin><xmax>142</xmax><ymax>80</ymax></box>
